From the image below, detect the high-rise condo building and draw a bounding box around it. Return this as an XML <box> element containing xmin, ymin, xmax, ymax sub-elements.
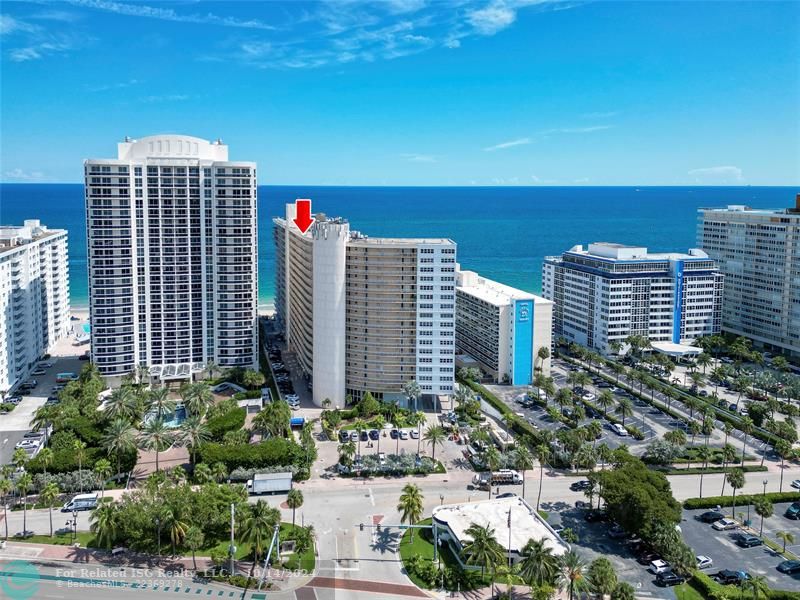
<box><xmin>0</xmin><ymin>220</ymin><xmax>70</xmax><ymax>393</ymax></box>
<box><xmin>455</xmin><ymin>268</ymin><xmax>553</xmax><ymax>384</ymax></box>
<box><xmin>84</xmin><ymin>135</ymin><xmax>258</xmax><ymax>381</ymax></box>
<box><xmin>698</xmin><ymin>197</ymin><xmax>800</xmax><ymax>358</ymax></box>
<box><xmin>542</xmin><ymin>242</ymin><xmax>723</xmax><ymax>355</ymax></box>
<box><xmin>274</xmin><ymin>203</ymin><xmax>456</xmax><ymax>408</ymax></box>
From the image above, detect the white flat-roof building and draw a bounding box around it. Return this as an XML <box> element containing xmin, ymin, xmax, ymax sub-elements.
<box><xmin>0</xmin><ymin>220</ymin><xmax>70</xmax><ymax>393</ymax></box>
<box><xmin>456</xmin><ymin>268</ymin><xmax>552</xmax><ymax>384</ymax></box>
<box><xmin>432</xmin><ymin>496</ymin><xmax>568</xmax><ymax>568</ymax></box>
<box><xmin>542</xmin><ymin>242</ymin><xmax>724</xmax><ymax>355</ymax></box>
<box><xmin>698</xmin><ymin>198</ymin><xmax>800</xmax><ymax>358</ymax></box>
<box><xmin>274</xmin><ymin>202</ymin><xmax>456</xmax><ymax>408</ymax></box>
<box><xmin>85</xmin><ymin>135</ymin><xmax>258</xmax><ymax>380</ymax></box>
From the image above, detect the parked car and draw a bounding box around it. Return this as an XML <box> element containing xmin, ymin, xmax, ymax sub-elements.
<box><xmin>410</xmin><ymin>429</ymin><xmax>419</xmax><ymax>439</ymax></box>
<box><xmin>5</xmin><ymin>396</ymin><xmax>22</xmax><ymax>405</ymax></box>
<box><xmin>656</xmin><ymin>572</ymin><xmax>685</xmax><ymax>587</ymax></box>
<box><xmin>784</xmin><ymin>502</ymin><xmax>800</xmax><ymax>520</ymax></box>
<box><xmin>711</xmin><ymin>518</ymin><xmax>738</xmax><ymax>531</ymax></box>
<box><xmin>696</xmin><ymin>555</ymin><xmax>713</xmax><ymax>570</ymax></box>
<box><xmin>697</xmin><ymin>510</ymin><xmax>725</xmax><ymax>523</ymax></box>
<box><xmin>390</xmin><ymin>429</ymin><xmax>400</xmax><ymax>439</ymax></box>
<box><xmin>734</xmin><ymin>534</ymin><xmax>762</xmax><ymax>548</ymax></box>
<box><xmin>349</xmin><ymin>431</ymin><xmax>359</xmax><ymax>442</ymax></box>
<box><xmin>728</xmin><ymin>403</ymin><xmax>738</xmax><ymax>412</ymax></box>
<box><xmin>399</xmin><ymin>430</ymin><xmax>409</xmax><ymax>440</ymax></box>
<box><xmin>584</xmin><ymin>509</ymin><xmax>609</xmax><ymax>522</ymax></box>
<box><xmin>31</xmin><ymin>368</ymin><xmax>46</xmax><ymax>376</ymax></box>
<box><xmin>339</xmin><ymin>430</ymin><xmax>349</xmax><ymax>443</ymax></box>
<box><xmin>575</xmin><ymin>500</ymin><xmax>591</xmax><ymax>509</ymax></box>
<box><xmin>570</xmin><ymin>480</ymin><xmax>591</xmax><ymax>492</ymax></box>
<box><xmin>360</xmin><ymin>430</ymin><xmax>368</xmax><ymax>441</ymax></box>
<box><xmin>368</xmin><ymin>429</ymin><xmax>380</xmax><ymax>440</ymax></box>
<box><xmin>791</xmin><ymin>479</ymin><xmax>800</xmax><ymax>490</ymax></box>
<box><xmin>713</xmin><ymin>570</ymin><xmax>751</xmax><ymax>585</ymax></box>
<box><xmin>610</xmin><ymin>423</ymin><xmax>628</xmax><ymax>436</ymax></box>
<box><xmin>378</xmin><ymin>452</ymin><xmax>386</xmax><ymax>466</ymax></box>
<box><xmin>777</xmin><ymin>560</ymin><xmax>800</xmax><ymax>575</ymax></box>
<box><xmin>496</xmin><ymin>492</ymin><xmax>517</xmax><ymax>499</ymax></box>
<box><xmin>582</xmin><ymin>392</ymin><xmax>596</xmax><ymax>401</ymax></box>
<box><xmin>78</xmin><ymin>353</ymin><xmax>90</xmax><ymax>361</ymax></box>
<box><xmin>649</xmin><ymin>560</ymin><xmax>672</xmax><ymax>575</ymax></box>
<box><xmin>637</xmin><ymin>552</ymin><xmax>660</xmax><ymax>566</ymax></box>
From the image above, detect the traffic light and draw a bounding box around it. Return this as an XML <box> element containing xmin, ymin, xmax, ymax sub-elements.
<box><xmin>359</xmin><ymin>523</ymin><xmax>364</xmax><ymax>531</ymax></box>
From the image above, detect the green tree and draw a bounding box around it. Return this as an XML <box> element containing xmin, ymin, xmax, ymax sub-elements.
<box><xmin>0</xmin><ymin>477</ymin><xmax>11</xmax><ymax>540</ymax></box>
<box><xmin>753</xmin><ymin>497</ymin><xmax>773</xmax><ymax>537</ymax></box>
<box><xmin>16</xmin><ymin>473</ymin><xmax>33</xmax><ymax>537</ymax></box>
<box><xmin>353</xmin><ymin>418</ymin><xmax>368</xmax><ymax>456</ymax></box>
<box><xmin>739</xmin><ymin>416</ymin><xmax>754</xmax><ymax>465</ymax></box>
<box><xmin>193</xmin><ymin>462</ymin><xmax>213</xmax><ymax>484</ymax></box>
<box><xmin>181</xmin><ymin>416</ymin><xmax>210</xmax><ymax>465</ymax></box>
<box><xmin>696</xmin><ymin>445</ymin><xmax>711</xmax><ymax>498</ymax></box>
<box><xmin>514</xmin><ymin>445</ymin><xmax>534</xmax><ymax>499</ymax></box>
<box><xmin>359</xmin><ymin>391</ymin><xmax>380</xmax><ymax>418</ymax></box>
<box><xmin>423</xmin><ymin>425</ymin><xmax>446</xmax><ymax>461</ymax></box>
<box><xmin>535</xmin><ymin>443</ymin><xmax>550</xmax><ymax>512</ymax></box>
<box><xmin>587</xmin><ymin>557</ymin><xmax>617</xmax><ymax>599</ymax></box>
<box><xmin>397</xmin><ymin>483</ymin><xmax>424</xmax><ymax>541</ymax></box>
<box><xmin>38</xmin><ymin>447</ymin><xmax>54</xmax><ymax>479</ymax></box>
<box><xmin>163</xmin><ymin>506</ymin><xmax>189</xmax><ymax>556</ymax></box>
<box><xmin>401</xmin><ymin>381</ymin><xmax>421</xmax><ymax>412</ymax></box>
<box><xmin>138</xmin><ymin>418</ymin><xmax>174</xmax><ymax>473</ymax></box>
<box><xmin>775</xmin><ymin>439</ymin><xmax>792</xmax><ymax>492</ymax></box>
<box><xmin>519</xmin><ymin>537</ymin><xmax>560</xmax><ymax>588</ymax></box>
<box><xmin>253</xmin><ymin>400</ymin><xmax>291</xmax><ymax>439</ymax></box>
<box><xmin>596</xmin><ymin>391</ymin><xmax>614</xmax><ymax>416</ymax></box>
<box><xmin>184</xmin><ymin>525</ymin><xmax>205</xmax><ymax>572</ymax></box>
<box><xmin>148</xmin><ymin>386</ymin><xmax>176</xmax><ymax>419</ymax></box>
<box><xmin>536</xmin><ymin>346</ymin><xmax>551</xmax><ymax>373</ymax></box>
<box><xmin>338</xmin><ymin>440</ymin><xmax>356</xmax><ymax>468</ymax></box>
<box><xmin>726</xmin><ymin>468</ymin><xmax>745</xmax><ymax>522</ymax></box>
<box><xmin>105</xmin><ymin>387</ymin><xmax>137</xmax><ymax>422</ymax></box>
<box><xmin>460</xmin><ymin>522</ymin><xmax>503</xmax><ymax>579</ymax></box>
<box><xmin>102</xmin><ymin>418</ymin><xmax>137</xmax><ymax>478</ymax></box>
<box><xmin>559</xmin><ymin>550</ymin><xmax>588</xmax><ymax>600</ymax></box>
<box><xmin>181</xmin><ymin>382</ymin><xmax>214</xmax><ymax>418</ymax></box>
<box><xmin>615</xmin><ymin>397</ymin><xmax>633</xmax><ymax>426</ymax></box>
<box><xmin>286</xmin><ymin>488</ymin><xmax>304</xmax><ymax>529</ymax></box>
<box><xmin>90</xmin><ymin>502</ymin><xmax>118</xmax><ymax>550</ymax></box>
<box><xmin>612</xmin><ymin>581</ymin><xmax>635</xmax><ymax>600</ymax></box>
<box><xmin>73</xmin><ymin>439</ymin><xmax>87</xmax><ymax>493</ymax></box>
<box><xmin>39</xmin><ymin>481</ymin><xmax>60</xmax><ymax>537</ymax></box>
<box><xmin>744</xmin><ymin>575</ymin><xmax>770</xmax><ymax>600</ymax></box>
<box><xmin>776</xmin><ymin>530</ymin><xmax>795</xmax><ymax>553</ymax></box>
<box><xmin>242</xmin><ymin>369</ymin><xmax>266</xmax><ymax>390</ymax></box>
<box><xmin>93</xmin><ymin>458</ymin><xmax>113</xmax><ymax>498</ymax></box>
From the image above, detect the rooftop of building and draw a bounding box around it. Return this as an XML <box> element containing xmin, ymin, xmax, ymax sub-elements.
<box><xmin>432</xmin><ymin>496</ymin><xmax>568</xmax><ymax>556</ymax></box>
<box><xmin>0</xmin><ymin>220</ymin><xmax>66</xmax><ymax>254</ymax></box>
<box><xmin>699</xmin><ymin>196</ymin><xmax>800</xmax><ymax>217</ymax></box>
<box><xmin>86</xmin><ymin>134</ymin><xmax>254</xmax><ymax>165</ymax></box>
<box><xmin>456</xmin><ymin>268</ymin><xmax>551</xmax><ymax>307</ymax></box>
<box><xmin>557</xmin><ymin>242</ymin><xmax>711</xmax><ymax>262</ymax></box>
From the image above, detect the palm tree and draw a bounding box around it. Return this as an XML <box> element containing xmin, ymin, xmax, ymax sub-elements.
<box><xmin>776</xmin><ymin>531</ymin><xmax>795</xmax><ymax>553</ymax></box>
<box><xmin>104</xmin><ymin>387</ymin><xmax>137</xmax><ymax>421</ymax></box>
<box><xmin>739</xmin><ymin>416</ymin><xmax>754</xmax><ymax>464</ymax></box>
<box><xmin>163</xmin><ymin>507</ymin><xmax>189</xmax><ymax>556</ymax></box>
<box><xmin>286</xmin><ymin>489</ymin><xmax>304</xmax><ymax>529</ymax></box>
<box><xmin>90</xmin><ymin>502</ymin><xmax>118</xmax><ymax>550</ymax></box>
<box><xmin>696</xmin><ymin>353</ymin><xmax>713</xmax><ymax>374</ymax></box>
<box><xmin>696</xmin><ymin>446</ymin><xmax>710</xmax><ymax>498</ymax></box>
<box><xmin>402</xmin><ymin>380</ymin><xmax>422</xmax><ymax>412</ymax></box>
<box><xmin>211</xmin><ymin>462</ymin><xmax>228</xmax><ymax>483</ymax></box>
<box><xmin>461</xmin><ymin>522</ymin><xmax>503</xmax><ymax>579</ymax></box>
<box><xmin>148</xmin><ymin>386</ymin><xmax>176</xmax><ymax>419</ymax></box>
<box><xmin>102</xmin><ymin>418</ymin><xmax>137</xmax><ymax>478</ymax></box>
<box><xmin>253</xmin><ymin>400</ymin><xmax>291</xmax><ymax>439</ymax></box>
<box><xmin>423</xmin><ymin>425</ymin><xmax>446</xmax><ymax>461</ymax></box>
<box><xmin>138</xmin><ymin>418</ymin><xmax>174</xmax><ymax>473</ymax></box>
<box><xmin>555</xmin><ymin>388</ymin><xmax>573</xmax><ymax>415</ymax></box>
<box><xmin>519</xmin><ymin>537</ymin><xmax>560</xmax><ymax>588</ymax></box>
<box><xmin>353</xmin><ymin>418</ymin><xmax>368</xmax><ymax>456</ymax></box>
<box><xmin>39</xmin><ymin>481</ymin><xmax>60</xmax><ymax>537</ymax></box>
<box><xmin>775</xmin><ymin>439</ymin><xmax>792</xmax><ymax>492</ymax></box>
<box><xmin>744</xmin><ymin>575</ymin><xmax>770</xmax><ymax>600</ymax></box>
<box><xmin>540</xmin><ymin>377</ymin><xmax>556</xmax><ymax>404</ymax></box>
<box><xmin>193</xmin><ymin>463</ymin><xmax>213</xmax><ymax>484</ymax></box>
<box><xmin>720</xmin><ymin>444</ymin><xmax>738</xmax><ymax>496</ymax></box>
<box><xmin>0</xmin><ymin>477</ymin><xmax>11</xmax><ymax>540</ymax></box>
<box><xmin>727</xmin><ymin>468</ymin><xmax>745</xmax><ymax>521</ymax></box>
<box><xmin>514</xmin><ymin>445</ymin><xmax>534</xmax><ymax>499</ymax></box>
<box><xmin>559</xmin><ymin>550</ymin><xmax>588</xmax><ymax>600</ymax></box>
<box><xmin>205</xmin><ymin>360</ymin><xmax>219</xmax><ymax>380</ymax></box>
<box><xmin>372</xmin><ymin>415</ymin><xmax>386</xmax><ymax>454</ymax></box>
<box><xmin>16</xmin><ymin>473</ymin><xmax>33</xmax><ymax>537</ymax></box>
<box><xmin>753</xmin><ymin>497</ymin><xmax>773</xmax><ymax>537</ymax></box>
<box><xmin>536</xmin><ymin>346</ymin><xmax>551</xmax><ymax>373</ymax></box>
<box><xmin>241</xmin><ymin>500</ymin><xmax>281</xmax><ymax>574</ymax></box>
<box><xmin>93</xmin><ymin>459</ymin><xmax>112</xmax><ymax>498</ymax></box>
<box><xmin>411</xmin><ymin>411</ymin><xmax>426</xmax><ymax>455</ymax></box>
<box><xmin>73</xmin><ymin>440</ymin><xmax>87</xmax><ymax>493</ymax></box>
<box><xmin>338</xmin><ymin>441</ymin><xmax>356</xmax><ymax>468</ymax></box>
<box><xmin>180</xmin><ymin>416</ymin><xmax>210</xmax><ymax>465</ymax></box>
<box><xmin>38</xmin><ymin>447</ymin><xmax>53</xmax><ymax>479</ymax></box>
<box><xmin>182</xmin><ymin>382</ymin><xmax>214</xmax><ymax>418</ymax></box>
<box><xmin>397</xmin><ymin>483</ymin><xmax>424</xmax><ymax>541</ymax></box>
<box><xmin>184</xmin><ymin>525</ymin><xmax>205</xmax><ymax>572</ymax></box>
<box><xmin>596</xmin><ymin>391</ymin><xmax>614</xmax><ymax>416</ymax></box>
<box><xmin>535</xmin><ymin>443</ymin><xmax>550</xmax><ymax>512</ymax></box>
<box><xmin>615</xmin><ymin>398</ymin><xmax>633</xmax><ymax>426</ymax></box>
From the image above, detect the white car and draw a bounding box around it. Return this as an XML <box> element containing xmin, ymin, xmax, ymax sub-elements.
<box><xmin>378</xmin><ymin>452</ymin><xmax>386</xmax><ymax>466</ymax></box>
<box><xmin>582</xmin><ymin>392</ymin><xmax>596</xmax><ymax>401</ymax></box>
<box><xmin>791</xmin><ymin>479</ymin><xmax>800</xmax><ymax>490</ymax></box>
<box><xmin>611</xmin><ymin>423</ymin><xmax>627</xmax><ymax>436</ymax></box>
<box><xmin>410</xmin><ymin>429</ymin><xmax>420</xmax><ymax>439</ymax></box>
<box><xmin>696</xmin><ymin>555</ymin><xmax>713</xmax><ymax>570</ymax></box>
<box><xmin>712</xmin><ymin>518</ymin><xmax>738</xmax><ymax>531</ymax></box>
<box><xmin>649</xmin><ymin>559</ymin><xmax>671</xmax><ymax>574</ymax></box>
<box><xmin>399</xmin><ymin>430</ymin><xmax>409</xmax><ymax>440</ymax></box>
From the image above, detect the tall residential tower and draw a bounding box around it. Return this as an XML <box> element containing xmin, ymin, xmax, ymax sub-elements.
<box><xmin>0</xmin><ymin>220</ymin><xmax>70</xmax><ymax>393</ymax></box>
<box><xmin>274</xmin><ymin>203</ymin><xmax>456</xmax><ymax>408</ymax></box>
<box><xmin>84</xmin><ymin>135</ymin><xmax>258</xmax><ymax>381</ymax></box>
<box><xmin>698</xmin><ymin>197</ymin><xmax>800</xmax><ymax>358</ymax></box>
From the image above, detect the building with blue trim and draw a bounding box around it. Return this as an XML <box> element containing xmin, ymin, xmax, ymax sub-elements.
<box><xmin>542</xmin><ymin>243</ymin><xmax>723</xmax><ymax>355</ymax></box>
<box><xmin>455</xmin><ymin>268</ymin><xmax>552</xmax><ymax>385</ymax></box>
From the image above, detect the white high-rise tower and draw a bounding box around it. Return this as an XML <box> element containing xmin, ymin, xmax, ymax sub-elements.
<box><xmin>85</xmin><ymin>135</ymin><xmax>258</xmax><ymax>381</ymax></box>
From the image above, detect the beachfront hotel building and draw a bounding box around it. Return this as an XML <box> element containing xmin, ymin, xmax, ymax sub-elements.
<box><xmin>84</xmin><ymin>135</ymin><xmax>258</xmax><ymax>380</ymax></box>
<box><xmin>455</xmin><ymin>268</ymin><xmax>553</xmax><ymax>384</ymax></box>
<box><xmin>698</xmin><ymin>197</ymin><xmax>800</xmax><ymax>358</ymax></box>
<box><xmin>0</xmin><ymin>220</ymin><xmax>70</xmax><ymax>393</ymax></box>
<box><xmin>274</xmin><ymin>203</ymin><xmax>456</xmax><ymax>408</ymax></box>
<box><xmin>542</xmin><ymin>242</ymin><xmax>724</xmax><ymax>355</ymax></box>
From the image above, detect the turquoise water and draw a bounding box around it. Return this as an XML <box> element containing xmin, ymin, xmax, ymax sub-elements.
<box><xmin>144</xmin><ymin>405</ymin><xmax>187</xmax><ymax>428</ymax></box>
<box><xmin>82</xmin><ymin>323</ymin><xmax>91</xmax><ymax>333</ymax></box>
<box><xmin>1</xmin><ymin>184</ymin><xmax>795</xmax><ymax>307</ymax></box>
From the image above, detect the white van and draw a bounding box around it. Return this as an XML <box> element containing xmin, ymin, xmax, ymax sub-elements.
<box><xmin>61</xmin><ymin>493</ymin><xmax>98</xmax><ymax>512</ymax></box>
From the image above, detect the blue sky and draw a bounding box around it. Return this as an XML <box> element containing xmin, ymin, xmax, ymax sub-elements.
<box><xmin>1</xmin><ymin>0</ymin><xmax>798</xmax><ymax>185</ymax></box>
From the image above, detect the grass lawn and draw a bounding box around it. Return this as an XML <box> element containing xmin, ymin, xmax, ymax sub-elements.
<box><xmin>14</xmin><ymin>531</ymin><xmax>97</xmax><ymax>547</ymax></box>
<box><xmin>200</xmin><ymin>523</ymin><xmax>315</xmax><ymax>572</ymax></box>
<box><xmin>674</xmin><ymin>582</ymin><xmax>706</xmax><ymax>600</ymax></box>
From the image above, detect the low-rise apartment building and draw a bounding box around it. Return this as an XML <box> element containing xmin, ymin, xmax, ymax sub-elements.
<box><xmin>542</xmin><ymin>242</ymin><xmax>723</xmax><ymax>355</ymax></box>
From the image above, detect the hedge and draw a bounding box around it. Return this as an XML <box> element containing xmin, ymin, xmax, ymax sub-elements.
<box><xmin>683</xmin><ymin>491</ymin><xmax>800</xmax><ymax>509</ymax></box>
<box><xmin>652</xmin><ymin>465</ymin><xmax>768</xmax><ymax>476</ymax></box>
<box><xmin>691</xmin><ymin>571</ymin><xmax>800</xmax><ymax>600</ymax></box>
<box><xmin>26</xmin><ymin>446</ymin><xmax>137</xmax><ymax>475</ymax></box>
<box><xmin>458</xmin><ymin>377</ymin><xmax>540</xmax><ymax>441</ymax></box>
<box><xmin>205</xmin><ymin>407</ymin><xmax>247</xmax><ymax>441</ymax></box>
<box><xmin>197</xmin><ymin>437</ymin><xmax>303</xmax><ymax>472</ymax></box>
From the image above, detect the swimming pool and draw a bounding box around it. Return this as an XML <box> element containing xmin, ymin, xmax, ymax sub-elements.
<box><xmin>144</xmin><ymin>404</ymin><xmax>187</xmax><ymax>428</ymax></box>
<box><xmin>82</xmin><ymin>323</ymin><xmax>91</xmax><ymax>334</ymax></box>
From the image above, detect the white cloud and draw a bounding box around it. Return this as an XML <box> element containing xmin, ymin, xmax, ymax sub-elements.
<box><xmin>688</xmin><ymin>166</ymin><xmax>744</xmax><ymax>183</ymax></box>
<box><xmin>531</xmin><ymin>174</ymin><xmax>557</xmax><ymax>184</ymax></box>
<box><xmin>555</xmin><ymin>125</ymin><xmax>613</xmax><ymax>134</ymax></box>
<box><xmin>384</xmin><ymin>0</ymin><xmax>428</xmax><ymax>14</ymax></box>
<box><xmin>87</xmin><ymin>79</ymin><xmax>140</xmax><ymax>92</ymax></box>
<box><xmin>140</xmin><ymin>94</ymin><xmax>189</xmax><ymax>103</ymax></box>
<box><xmin>0</xmin><ymin>15</ymin><xmax>40</xmax><ymax>35</ymax></box>
<box><xmin>468</xmin><ymin>1</ymin><xmax>517</xmax><ymax>35</ymax></box>
<box><xmin>66</xmin><ymin>0</ymin><xmax>276</xmax><ymax>30</ymax></box>
<box><xmin>8</xmin><ymin>39</ymin><xmax>75</xmax><ymax>62</ymax></box>
<box><xmin>401</xmin><ymin>153</ymin><xmax>437</xmax><ymax>163</ymax></box>
<box><xmin>483</xmin><ymin>137</ymin><xmax>531</xmax><ymax>151</ymax></box>
<box><xmin>3</xmin><ymin>168</ymin><xmax>47</xmax><ymax>181</ymax></box>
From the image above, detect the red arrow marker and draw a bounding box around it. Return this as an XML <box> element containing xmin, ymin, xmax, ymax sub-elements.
<box><xmin>293</xmin><ymin>198</ymin><xmax>313</xmax><ymax>233</ymax></box>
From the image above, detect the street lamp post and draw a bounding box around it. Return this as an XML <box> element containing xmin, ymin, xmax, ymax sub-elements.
<box><xmin>763</xmin><ymin>479</ymin><xmax>768</xmax><ymax>496</ymax></box>
<box><xmin>65</xmin><ymin>511</ymin><xmax>79</xmax><ymax>544</ymax></box>
<box><xmin>155</xmin><ymin>518</ymin><xmax>161</xmax><ymax>557</ymax></box>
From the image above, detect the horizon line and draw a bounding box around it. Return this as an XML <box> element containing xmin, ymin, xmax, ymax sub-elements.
<box><xmin>1</xmin><ymin>182</ymin><xmax>798</xmax><ymax>188</ymax></box>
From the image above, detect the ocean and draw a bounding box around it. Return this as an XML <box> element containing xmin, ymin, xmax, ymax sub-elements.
<box><xmin>1</xmin><ymin>184</ymin><xmax>795</xmax><ymax>309</ymax></box>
